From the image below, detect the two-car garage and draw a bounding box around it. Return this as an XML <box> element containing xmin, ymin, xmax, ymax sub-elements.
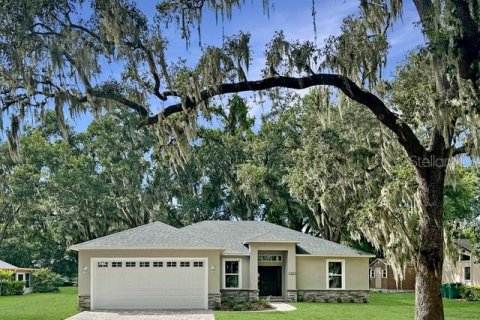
<box><xmin>90</xmin><ymin>258</ymin><xmax>208</xmax><ymax>310</ymax></box>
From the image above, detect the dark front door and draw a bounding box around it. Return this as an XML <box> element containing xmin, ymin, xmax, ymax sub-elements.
<box><xmin>258</xmin><ymin>266</ymin><xmax>282</xmax><ymax>296</ymax></box>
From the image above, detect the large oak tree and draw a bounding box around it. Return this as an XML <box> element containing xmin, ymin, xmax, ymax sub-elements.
<box><xmin>1</xmin><ymin>1</ymin><xmax>479</xmax><ymax>319</ymax></box>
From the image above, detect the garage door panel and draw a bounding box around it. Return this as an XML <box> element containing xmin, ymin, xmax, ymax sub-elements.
<box><xmin>92</xmin><ymin>258</ymin><xmax>207</xmax><ymax>310</ymax></box>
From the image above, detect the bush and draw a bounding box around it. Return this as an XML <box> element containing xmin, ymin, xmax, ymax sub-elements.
<box><xmin>32</xmin><ymin>269</ymin><xmax>63</xmax><ymax>293</ymax></box>
<box><xmin>0</xmin><ymin>281</ymin><xmax>25</xmax><ymax>296</ymax></box>
<box><xmin>0</xmin><ymin>270</ymin><xmax>14</xmax><ymax>282</ymax></box>
<box><xmin>215</xmin><ymin>299</ymin><xmax>273</xmax><ymax>311</ymax></box>
<box><xmin>460</xmin><ymin>285</ymin><xmax>480</xmax><ymax>301</ymax></box>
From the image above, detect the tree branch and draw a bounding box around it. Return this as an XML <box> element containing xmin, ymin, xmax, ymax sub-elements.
<box><xmin>78</xmin><ymin>91</ymin><xmax>148</xmax><ymax>117</ymax></box>
<box><xmin>452</xmin><ymin>145</ymin><xmax>467</xmax><ymax>156</ymax></box>
<box><xmin>140</xmin><ymin>73</ymin><xmax>425</xmax><ymax>157</ymax></box>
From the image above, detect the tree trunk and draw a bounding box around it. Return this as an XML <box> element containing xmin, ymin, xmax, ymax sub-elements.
<box><xmin>414</xmin><ymin>161</ymin><xmax>447</xmax><ymax>320</ymax></box>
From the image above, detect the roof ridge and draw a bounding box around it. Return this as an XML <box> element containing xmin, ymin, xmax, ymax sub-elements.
<box><xmin>69</xmin><ymin>221</ymin><xmax>176</xmax><ymax>248</ymax></box>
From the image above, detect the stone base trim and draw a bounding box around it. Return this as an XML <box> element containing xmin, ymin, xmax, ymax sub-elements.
<box><xmin>297</xmin><ymin>290</ymin><xmax>369</xmax><ymax>303</ymax></box>
<box><xmin>208</xmin><ymin>293</ymin><xmax>221</xmax><ymax>309</ymax></box>
<box><xmin>78</xmin><ymin>295</ymin><xmax>91</xmax><ymax>311</ymax></box>
<box><xmin>286</xmin><ymin>290</ymin><xmax>298</xmax><ymax>302</ymax></box>
<box><xmin>221</xmin><ymin>289</ymin><xmax>259</xmax><ymax>302</ymax></box>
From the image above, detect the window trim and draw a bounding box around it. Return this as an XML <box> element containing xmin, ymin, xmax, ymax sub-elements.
<box><xmin>222</xmin><ymin>258</ymin><xmax>242</xmax><ymax>290</ymax></box>
<box><xmin>369</xmin><ymin>268</ymin><xmax>375</xmax><ymax>278</ymax></box>
<box><xmin>326</xmin><ymin>259</ymin><xmax>345</xmax><ymax>290</ymax></box>
<box><xmin>382</xmin><ymin>269</ymin><xmax>388</xmax><ymax>278</ymax></box>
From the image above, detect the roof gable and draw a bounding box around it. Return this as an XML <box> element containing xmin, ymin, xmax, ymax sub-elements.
<box><xmin>457</xmin><ymin>239</ymin><xmax>472</xmax><ymax>252</ymax></box>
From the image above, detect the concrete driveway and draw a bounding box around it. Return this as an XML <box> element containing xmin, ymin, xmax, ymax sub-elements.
<box><xmin>67</xmin><ymin>310</ymin><xmax>214</xmax><ymax>320</ymax></box>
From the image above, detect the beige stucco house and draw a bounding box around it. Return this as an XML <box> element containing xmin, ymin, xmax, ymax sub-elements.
<box><xmin>443</xmin><ymin>239</ymin><xmax>480</xmax><ymax>286</ymax></box>
<box><xmin>70</xmin><ymin>221</ymin><xmax>373</xmax><ymax>310</ymax></box>
<box><xmin>0</xmin><ymin>259</ymin><xmax>35</xmax><ymax>294</ymax></box>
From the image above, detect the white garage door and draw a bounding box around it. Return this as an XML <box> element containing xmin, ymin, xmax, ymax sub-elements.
<box><xmin>91</xmin><ymin>258</ymin><xmax>208</xmax><ymax>310</ymax></box>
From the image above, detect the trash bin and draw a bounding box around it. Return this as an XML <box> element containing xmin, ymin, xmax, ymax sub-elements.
<box><xmin>445</xmin><ymin>283</ymin><xmax>461</xmax><ymax>299</ymax></box>
<box><xmin>441</xmin><ymin>284</ymin><xmax>446</xmax><ymax>298</ymax></box>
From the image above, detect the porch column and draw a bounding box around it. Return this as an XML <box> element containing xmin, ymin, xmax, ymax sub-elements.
<box><xmin>286</xmin><ymin>244</ymin><xmax>297</xmax><ymax>302</ymax></box>
<box><xmin>249</xmin><ymin>245</ymin><xmax>258</xmax><ymax>290</ymax></box>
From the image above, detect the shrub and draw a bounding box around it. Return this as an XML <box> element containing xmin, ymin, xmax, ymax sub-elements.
<box><xmin>215</xmin><ymin>299</ymin><xmax>273</xmax><ymax>311</ymax></box>
<box><xmin>0</xmin><ymin>270</ymin><xmax>14</xmax><ymax>282</ymax></box>
<box><xmin>0</xmin><ymin>281</ymin><xmax>25</xmax><ymax>296</ymax></box>
<box><xmin>460</xmin><ymin>286</ymin><xmax>480</xmax><ymax>301</ymax></box>
<box><xmin>32</xmin><ymin>268</ymin><xmax>63</xmax><ymax>293</ymax></box>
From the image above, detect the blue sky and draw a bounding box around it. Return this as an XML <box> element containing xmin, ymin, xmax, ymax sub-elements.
<box><xmin>2</xmin><ymin>0</ymin><xmax>425</xmax><ymax>136</ymax></box>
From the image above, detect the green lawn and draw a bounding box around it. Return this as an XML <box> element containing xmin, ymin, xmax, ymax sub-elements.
<box><xmin>215</xmin><ymin>293</ymin><xmax>480</xmax><ymax>320</ymax></box>
<box><xmin>0</xmin><ymin>287</ymin><xmax>78</xmax><ymax>320</ymax></box>
<box><xmin>1</xmin><ymin>289</ymin><xmax>479</xmax><ymax>320</ymax></box>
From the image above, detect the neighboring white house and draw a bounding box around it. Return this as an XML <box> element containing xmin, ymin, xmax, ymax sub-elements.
<box><xmin>443</xmin><ymin>239</ymin><xmax>480</xmax><ymax>286</ymax></box>
<box><xmin>0</xmin><ymin>259</ymin><xmax>35</xmax><ymax>293</ymax></box>
<box><xmin>70</xmin><ymin>221</ymin><xmax>374</xmax><ymax>311</ymax></box>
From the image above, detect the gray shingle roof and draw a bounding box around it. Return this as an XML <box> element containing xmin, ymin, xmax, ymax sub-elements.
<box><xmin>456</xmin><ymin>239</ymin><xmax>472</xmax><ymax>252</ymax></box>
<box><xmin>182</xmin><ymin>221</ymin><xmax>373</xmax><ymax>256</ymax></box>
<box><xmin>0</xmin><ymin>259</ymin><xmax>18</xmax><ymax>270</ymax></box>
<box><xmin>70</xmin><ymin>221</ymin><xmax>222</xmax><ymax>250</ymax></box>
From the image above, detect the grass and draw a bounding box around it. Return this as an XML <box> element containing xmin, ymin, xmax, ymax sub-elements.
<box><xmin>215</xmin><ymin>292</ymin><xmax>480</xmax><ymax>320</ymax></box>
<box><xmin>1</xmin><ymin>288</ymin><xmax>478</xmax><ymax>320</ymax></box>
<box><xmin>0</xmin><ymin>287</ymin><xmax>78</xmax><ymax>320</ymax></box>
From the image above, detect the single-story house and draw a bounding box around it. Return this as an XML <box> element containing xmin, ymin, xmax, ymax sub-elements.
<box><xmin>0</xmin><ymin>259</ymin><xmax>35</xmax><ymax>293</ymax></box>
<box><xmin>70</xmin><ymin>221</ymin><xmax>374</xmax><ymax>311</ymax></box>
<box><xmin>443</xmin><ymin>239</ymin><xmax>479</xmax><ymax>285</ymax></box>
<box><xmin>369</xmin><ymin>258</ymin><xmax>415</xmax><ymax>291</ymax></box>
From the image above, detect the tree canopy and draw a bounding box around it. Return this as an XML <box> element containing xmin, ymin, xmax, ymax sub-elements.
<box><xmin>1</xmin><ymin>1</ymin><xmax>480</xmax><ymax>319</ymax></box>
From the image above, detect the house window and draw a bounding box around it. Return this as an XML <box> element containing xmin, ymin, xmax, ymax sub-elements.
<box><xmin>126</xmin><ymin>262</ymin><xmax>136</xmax><ymax>267</ymax></box>
<box><xmin>180</xmin><ymin>261</ymin><xmax>190</xmax><ymax>267</ymax></box>
<box><xmin>382</xmin><ymin>269</ymin><xmax>388</xmax><ymax>278</ymax></box>
<box><xmin>194</xmin><ymin>261</ymin><xmax>204</xmax><ymax>267</ymax></box>
<box><xmin>224</xmin><ymin>259</ymin><xmax>241</xmax><ymax>289</ymax></box>
<box><xmin>97</xmin><ymin>262</ymin><xmax>108</xmax><ymax>268</ymax></box>
<box><xmin>153</xmin><ymin>262</ymin><xmax>163</xmax><ymax>267</ymax></box>
<box><xmin>167</xmin><ymin>261</ymin><xmax>177</xmax><ymax>267</ymax></box>
<box><xmin>258</xmin><ymin>255</ymin><xmax>282</xmax><ymax>262</ymax></box>
<box><xmin>460</xmin><ymin>254</ymin><xmax>471</xmax><ymax>261</ymax></box>
<box><xmin>17</xmin><ymin>274</ymin><xmax>24</xmax><ymax>282</ymax></box>
<box><xmin>370</xmin><ymin>268</ymin><xmax>375</xmax><ymax>278</ymax></box>
<box><xmin>465</xmin><ymin>267</ymin><xmax>471</xmax><ymax>281</ymax></box>
<box><xmin>112</xmin><ymin>262</ymin><xmax>122</xmax><ymax>268</ymax></box>
<box><xmin>327</xmin><ymin>260</ymin><xmax>344</xmax><ymax>289</ymax></box>
<box><xmin>140</xmin><ymin>262</ymin><xmax>150</xmax><ymax>267</ymax></box>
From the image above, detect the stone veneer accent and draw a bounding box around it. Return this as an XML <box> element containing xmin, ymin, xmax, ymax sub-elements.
<box><xmin>286</xmin><ymin>290</ymin><xmax>298</xmax><ymax>302</ymax></box>
<box><xmin>220</xmin><ymin>289</ymin><xmax>259</xmax><ymax>302</ymax></box>
<box><xmin>208</xmin><ymin>293</ymin><xmax>221</xmax><ymax>309</ymax></box>
<box><xmin>297</xmin><ymin>290</ymin><xmax>369</xmax><ymax>303</ymax></box>
<box><xmin>78</xmin><ymin>295</ymin><xmax>91</xmax><ymax>311</ymax></box>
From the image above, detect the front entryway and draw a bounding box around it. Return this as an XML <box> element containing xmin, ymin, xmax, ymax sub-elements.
<box><xmin>258</xmin><ymin>266</ymin><xmax>282</xmax><ymax>296</ymax></box>
<box><xmin>375</xmin><ymin>267</ymin><xmax>382</xmax><ymax>288</ymax></box>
